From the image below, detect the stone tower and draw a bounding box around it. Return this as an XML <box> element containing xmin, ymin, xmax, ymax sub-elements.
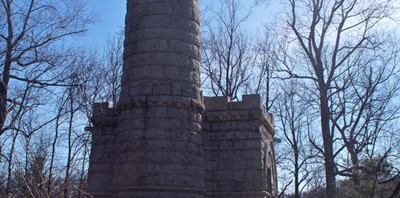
<box><xmin>87</xmin><ymin>0</ymin><xmax>204</xmax><ymax>197</ymax></box>
<box><xmin>87</xmin><ymin>0</ymin><xmax>278</xmax><ymax>198</ymax></box>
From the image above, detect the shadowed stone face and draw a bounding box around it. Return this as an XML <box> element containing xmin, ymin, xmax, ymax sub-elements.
<box><xmin>113</xmin><ymin>0</ymin><xmax>205</xmax><ymax>197</ymax></box>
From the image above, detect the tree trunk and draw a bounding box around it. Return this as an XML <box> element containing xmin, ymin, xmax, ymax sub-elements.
<box><xmin>5</xmin><ymin>131</ymin><xmax>18</xmax><ymax>197</ymax></box>
<box><xmin>64</xmin><ymin>89</ymin><xmax>74</xmax><ymax>198</ymax></box>
<box><xmin>320</xmin><ymin>86</ymin><xmax>336</xmax><ymax>198</ymax></box>
<box><xmin>351</xmin><ymin>152</ymin><xmax>361</xmax><ymax>186</ymax></box>
<box><xmin>48</xmin><ymin>111</ymin><xmax>62</xmax><ymax>195</ymax></box>
<box><xmin>294</xmin><ymin>151</ymin><xmax>300</xmax><ymax>198</ymax></box>
<box><xmin>0</xmin><ymin>80</ymin><xmax>7</xmax><ymax>133</ymax></box>
<box><xmin>2</xmin><ymin>0</ymin><xmax>14</xmax><ymax>134</ymax></box>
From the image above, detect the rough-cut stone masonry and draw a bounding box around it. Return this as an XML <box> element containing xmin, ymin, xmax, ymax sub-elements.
<box><xmin>203</xmin><ymin>95</ymin><xmax>277</xmax><ymax>198</ymax></box>
<box><xmin>87</xmin><ymin>0</ymin><xmax>277</xmax><ymax>197</ymax></box>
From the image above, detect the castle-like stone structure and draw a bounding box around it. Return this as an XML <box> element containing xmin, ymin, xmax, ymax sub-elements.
<box><xmin>87</xmin><ymin>0</ymin><xmax>277</xmax><ymax>197</ymax></box>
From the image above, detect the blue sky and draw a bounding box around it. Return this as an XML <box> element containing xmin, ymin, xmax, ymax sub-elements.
<box><xmin>85</xmin><ymin>0</ymin><xmax>126</xmax><ymax>48</ymax></box>
<box><xmin>84</xmin><ymin>0</ymin><xmax>278</xmax><ymax>49</ymax></box>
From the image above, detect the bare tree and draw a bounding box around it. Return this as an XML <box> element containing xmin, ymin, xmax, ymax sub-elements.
<box><xmin>0</xmin><ymin>1</ymin><xmax>125</xmax><ymax>196</ymax></box>
<box><xmin>47</xmin><ymin>91</ymin><xmax>69</xmax><ymax>195</ymax></box>
<box><xmin>0</xmin><ymin>0</ymin><xmax>92</xmax><ymax>137</ymax></box>
<box><xmin>274</xmin><ymin>0</ymin><xmax>400</xmax><ymax>197</ymax></box>
<box><xmin>331</xmin><ymin>37</ymin><xmax>400</xmax><ymax>188</ymax></box>
<box><xmin>3</xmin><ymin>80</ymin><xmax>52</xmax><ymax>197</ymax></box>
<box><xmin>201</xmin><ymin>0</ymin><xmax>256</xmax><ymax>100</ymax></box>
<box><xmin>247</xmin><ymin>31</ymin><xmax>280</xmax><ymax>110</ymax></box>
<box><xmin>77</xmin><ymin>31</ymin><xmax>124</xmax><ymax>121</ymax></box>
<box><xmin>275</xmin><ymin>80</ymin><xmax>317</xmax><ymax>198</ymax></box>
<box><xmin>63</xmin><ymin>87</ymin><xmax>75</xmax><ymax>198</ymax></box>
<box><xmin>103</xmin><ymin>32</ymin><xmax>123</xmax><ymax>105</ymax></box>
<box><xmin>69</xmin><ymin>31</ymin><xmax>123</xmax><ymax>196</ymax></box>
<box><xmin>0</xmin><ymin>1</ymin><xmax>92</xmax><ymax>195</ymax></box>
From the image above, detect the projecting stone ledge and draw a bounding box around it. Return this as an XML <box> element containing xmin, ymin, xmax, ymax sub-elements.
<box><xmin>86</xmin><ymin>102</ymin><xmax>119</xmax><ymax>130</ymax></box>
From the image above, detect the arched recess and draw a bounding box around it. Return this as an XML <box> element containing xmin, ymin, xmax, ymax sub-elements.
<box><xmin>263</xmin><ymin>140</ymin><xmax>277</xmax><ymax>195</ymax></box>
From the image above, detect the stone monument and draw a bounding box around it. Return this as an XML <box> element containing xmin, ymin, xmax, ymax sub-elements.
<box><xmin>87</xmin><ymin>0</ymin><xmax>277</xmax><ymax>197</ymax></box>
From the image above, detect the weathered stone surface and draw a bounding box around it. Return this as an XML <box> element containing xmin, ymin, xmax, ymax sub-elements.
<box><xmin>87</xmin><ymin>0</ymin><xmax>277</xmax><ymax>198</ymax></box>
<box><xmin>203</xmin><ymin>95</ymin><xmax>278</xmax><ymax>197</ymax></box>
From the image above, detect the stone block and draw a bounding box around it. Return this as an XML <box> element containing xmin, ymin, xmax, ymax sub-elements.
<box><xmin>142</xmin><ymin>81</ymin><xmax>153</xmax><ymax>95</ymax></box>
<box><xmin>233</xmin><ymin>141</ymin><xmax>245</xmax><ymax>149</ymax></box>
<box><xmin>117</xmin><ymin>129</ymin><xmax>145</xmax><ymax>141</ymax></box>
<box><xmin>190</xmin><ymin>71</ymin><xmax>200</xmax><ymax>84</ymax></box>
<box><xmin>152</xmin><ymin>84</ymin><xmax>171</xmax><ymax>95</ymax></box>
<box><xmin>242</xmin><ymin>94</ymin><xmax>262</xmax><ymax>109</ymax></box>
<box><xmin>217</xmin><ymin>140</ymin><xmax>235</xmax><ymax>150</ymax></box>
<box><xmin>203</xmin><ymin>139</ymin><xmax>218</xmax><ymax>151</ymax></box>
<box><xmin>217</xmin><ymin>160</ymin><xmax>244</xmax><ymax>171</ymax></box>
<box><xmin>118</xmin><ymin>118</ymin><xmax>146</xmax><ymax>130</ymax></box>
<box><xmin>124</xmin><ymin>53</ymin><xmax>152</xmax><ymax>66</ymax></box>
<box><xmin>244</xmin><ymin>170</ymin><xmax>265</xmax><ymax>190</ymax></box>
<box><xmin>129</xmin><ymin>86</ymin><xmax>142</xmax><ymax>96</ymax></box>
<box><xmin>172</xmin><ymin>83</ymin><xmax>182</xmax><ymax>95</ymax></box>
<box><xmin>182</xmin><ymin>86</ymin><xmax>195</xmax><ymax>98</ymax></box>
<box><xmin>244</xmin><ymin>140</ymin><xmax>262</xmax><ymax>149</ymax></box>
<box><xmin>93</xmin><ymin>102</ymin><xmax>113</xmax><ymax>116</ymax></box>
<box><xmin>204</xmin><ymin>96</ymin><xmax>229</xmax><ymax>111</ymax></box>
<box><xmin>116</xmin><ymin>140</ymin><xmax>147</xmax><ymax>154</ymax></box>
<box><xmin>164</xmin><ymin>66</ymin><xmax>185</xmax><ymax>81</ymax></box>
<box><xmin>241</xmin><ymin>150</ymin><xmax>263</xmax><ymax>160</ymax></box>
<box><xmin>130</xmin><ymin>65</ymin><xmax>164</xmax><ymax>80</ymax></box>
<box><xmin>206</xmin><ymin>181</ymin><xmax>218</xmax><ymax>192</ymax></box>
<box><xmin>167</xmin><ymin>108</ymin><xmax>190</xmax><ymax>119</ymax></box>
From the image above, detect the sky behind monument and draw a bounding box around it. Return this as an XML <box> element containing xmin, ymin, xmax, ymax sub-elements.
<box><xmin>85</xmin><ymin>0</ymin><xmax>278</xmax><ymax>50</ymax></box>
<box><xmin>84</xmin><ymin>0</ymin><xmax>400</xmax><ymax>51</ymax></box>
<box><xmin>86</xmin><ymin>0</ymin><xmax>126</xmax><ymax>48</ymax></box>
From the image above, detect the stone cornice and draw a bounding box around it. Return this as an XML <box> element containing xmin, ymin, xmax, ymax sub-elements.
<box><xmin>118</xmin><ymin>95</ymin><xmax>204</xmax><ymax>112</ymax></box>
<box><xmin>89</xmin><ymin>96</ymin><xmax>205</xmax><ymax>129</ymax></box>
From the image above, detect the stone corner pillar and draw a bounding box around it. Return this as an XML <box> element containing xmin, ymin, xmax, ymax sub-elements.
<box><xmin>87</xmin><ymin>102</ymin><xmax>118</xmax><ymax>197</ymax></box>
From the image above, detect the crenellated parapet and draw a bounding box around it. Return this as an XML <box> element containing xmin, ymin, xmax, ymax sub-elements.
<box><xmin>89</xmin><ymin>102</ymin><xmax>119</xmax><ymax>129</ymax></box>
<box><xmin>203</xmin><ymin>95</ymin><xmax>274</xmax><ymax>134</ymax></box>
